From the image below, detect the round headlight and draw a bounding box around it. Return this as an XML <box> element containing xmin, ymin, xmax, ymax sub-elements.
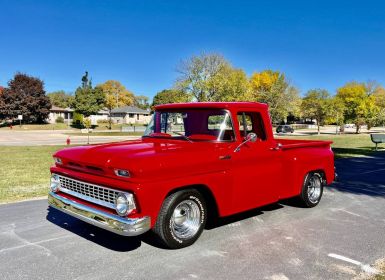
<box><xmin>50</xmin><ymin>174</ymin><xmax>60</xmax><ymax>193</ymax></box>
<box><xmin>115</xmin><ymin>192</ymin><xmax>136</xmax><ymax>216</ymax></box>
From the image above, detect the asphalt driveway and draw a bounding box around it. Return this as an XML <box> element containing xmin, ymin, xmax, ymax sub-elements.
<box><xmin>0</xmin><ymin>154</ymin><xmax>384</xmax><ymax>279</ymax></box>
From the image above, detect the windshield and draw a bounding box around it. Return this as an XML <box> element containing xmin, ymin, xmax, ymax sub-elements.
<box><xmin>143</xmin><ymin>109</ymin><xmax>235</xmax><ymax>142</ymax></box>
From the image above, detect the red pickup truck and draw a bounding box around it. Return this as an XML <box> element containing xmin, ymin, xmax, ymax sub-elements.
<box><xmin>48</xmin><ymin>102</ymin><xmax>335</xmax><ymax>249</ymax></box>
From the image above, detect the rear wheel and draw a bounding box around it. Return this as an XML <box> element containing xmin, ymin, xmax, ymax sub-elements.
<box><xmin>299</xmin><ymin>172</ymin><xmax>324</xmax><ymax>207</ymax></box>
<box><xmin>153</xmin><ymin>189</ymin><xmax>207</xmax><ymax>249</ymax></box>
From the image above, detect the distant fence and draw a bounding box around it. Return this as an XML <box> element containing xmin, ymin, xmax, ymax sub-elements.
<box><xmin>121</xmin><ymin>126</ymin><xmax>147</xmax><ymax>132</ymax></box>
<box><xmin>292</xmin><ymin>124</ymin><xmax>316</xmax><ymax>130</ymax></box>
<box><xmin>272</xmin><ymin>124</ymin><xmax>316</xmax><ymax>130</ymax></box>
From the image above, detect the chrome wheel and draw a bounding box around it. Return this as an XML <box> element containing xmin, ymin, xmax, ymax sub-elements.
<box><xmin>307</xmin><ymin>175</ymin><xmax>322</xmax><ymax>204</ymax></box>
<box><xmin>171</xmin><ymin>199</ymin><xmax>201</xmax><ymax>240</ymax></box>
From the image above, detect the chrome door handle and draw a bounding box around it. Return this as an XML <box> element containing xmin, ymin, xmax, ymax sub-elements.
<box><xmin>270</xmin><ymin>143</ymin><xmax>282</xmax><ymax>151</ymax></box>
<box><xmin>219</xmin><ymin>155</ymin><xmax>231</xmax><ymax>160</ymax></box>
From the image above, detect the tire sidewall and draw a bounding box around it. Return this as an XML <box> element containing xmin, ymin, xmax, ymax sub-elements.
<box><xmin>302</xmin><ymin>172</ymin><xmax>323</xmax><ymax>207</ymax></box>
<box><xmin>164</xmin><ymin>190</ymin><xmax>207</xmax><ymax>248</ymax></box>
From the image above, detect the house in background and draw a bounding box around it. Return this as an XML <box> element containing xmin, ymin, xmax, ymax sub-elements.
<box><xmin>89</xmin><ymin>109</ymin><xmax>109</xmax><ymax>125</ymax></box>
<box><xmin>111</xmin><ymin>106</ymin><xmax>151</xmax><ymax>124</ymax></box>
<box><xmin>48</xmin><ymin>106</ymin><xmax>109</xmax><ymax>125</ymax></box>
<box><xmin>48</xmin><ymin>105</ymin><xmax>151</xmax><ymax>125</ymax></box>
<box><xmin>48</xmin><ymin>106</ymin><xmax>73</xmax><ymax>124</ymax></box>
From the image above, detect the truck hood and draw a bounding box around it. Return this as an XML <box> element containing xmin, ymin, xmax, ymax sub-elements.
<box><xmin>54</xmin><ymin>138</ymin><xmax>232</xmax><ymax>181</ymax></box>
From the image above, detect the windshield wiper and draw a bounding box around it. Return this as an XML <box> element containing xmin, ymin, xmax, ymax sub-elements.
<box><xmin>171</xmin><ymin>131</ymin><xmax>193</xmax><ymax>143</ymax></box>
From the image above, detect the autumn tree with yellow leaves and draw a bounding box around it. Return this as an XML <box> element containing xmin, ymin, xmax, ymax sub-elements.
<box><xmin>336</xmin><ymin>82</ymin><xmax>381</xmax><ymax>133</ymax></box>
<box><xmin>249</xmin><ymin>70</ymin><xmax>300</xmax><ymax>123</ymax></box>
<box><xmin>96</xmin><ymin>80</ymin><xmax>135</xmax><ymax>129</ymax></box>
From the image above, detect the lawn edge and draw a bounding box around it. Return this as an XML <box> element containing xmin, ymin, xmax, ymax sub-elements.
<box><xmin>0</xmin><ymin>195</ymin><xmax>47</xmax><ymax>205</ymax></box>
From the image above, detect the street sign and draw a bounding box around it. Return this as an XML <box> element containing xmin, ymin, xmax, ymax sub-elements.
<box><xmin>18</xmin><ymin>115</ymin><xmax>23</xmax><ymax>120</ymax></box>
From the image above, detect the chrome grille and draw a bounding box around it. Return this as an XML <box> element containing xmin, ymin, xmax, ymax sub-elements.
<box><xmin>58</xmin><ymin>175</ymin><xmax>119</xmax><ymax>209</ymax></box>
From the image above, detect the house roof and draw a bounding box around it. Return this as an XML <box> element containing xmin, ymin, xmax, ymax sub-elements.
<box><xmin>98</xmin><ymin>108</ymin><xmax>109</xmax><ymax>114</ymax></box>
<box><xmin>111</xmin><ymin>106</ymin><xmax>149</xmax><ymax>114</ymax></box>
<box><xmin>50</xmin><ymin>106</ymin><xmax>109</xmax><ymax>114</ymax></box>
<box><xmin>50</xmin><ymin>106</ymin><xmax>74</xmax><ymax>112</ymax></box>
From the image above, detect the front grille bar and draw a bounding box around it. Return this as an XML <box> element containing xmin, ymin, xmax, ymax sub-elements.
<box><xmin>58</xmin><ymin>175</ymin><xmax>120</xmax><ymax>209</ymax></box>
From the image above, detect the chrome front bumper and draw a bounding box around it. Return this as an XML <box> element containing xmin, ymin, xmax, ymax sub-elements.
<box><xmin>48</xmin><ymin>192</ymin><xmax>151</xmax><ymax>236</ymax></box>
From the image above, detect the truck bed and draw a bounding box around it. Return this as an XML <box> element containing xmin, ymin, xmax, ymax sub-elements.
<box><xmin>276</xmin><ymin>138</ymin><xmax>333</xmax><ymax>150</ymax></box>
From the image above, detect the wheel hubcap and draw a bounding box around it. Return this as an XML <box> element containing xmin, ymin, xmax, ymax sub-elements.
<box><xmin>307</xmin><ymin>175</ymin><xmax>322</xmax><ymax>203</ymax></box>
<box><xmin>171</xmin><ymin>200</ymin><xmax>201</xmax><ymax>239</ymax></box>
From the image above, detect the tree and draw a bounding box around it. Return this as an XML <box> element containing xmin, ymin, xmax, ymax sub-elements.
<box><xmin>0</xmin><ymin>86</ymin><xmax>4</xmax><ymax>120</ymax></box>
<box><xmin>96</xmin><ymin>80</ymin><xmax>134</xmax><ymax>129</ymax></box>
<box><xmin>301</xmin><ymin>89</ymin><xmax>330</xmax><ymax>134</ymax></box>
<box><xmin>0</xmin><ymin>73</ymin><xmax>51</xmax><ymax>123</ymax></box>
<box><xmin>250</xmin><ymin>70</ymin><xmax>283</xmax><ymax>92</ymax></box>
<box><xmin>83</xmin><ymin>117</ymin><xmax>92</xmax><ymax>144</ymax></box>
<box><xmin>97</xmin><ymin>80</ymin><xmax>134</xmax><ymax>109</ymax></box>
<box><xmin>286</xmin><ymin>86</ymin><xmax>302</xmax><ymax>120</ymax></box>
<box><xmin>250</xmin><ymin>70</ymin><xmax>299</xmax><ymax>123</ymax></box>
<box><xmin>47</xmin><ymin>90</ymin><xmax>74</xmax><ymax>108</ymax></box>
<box><xmin>73</xmin><ymin>72</ymin><xmax>105</xmax><ymax>117</ymax></box>
<box><xmin>373</xmin><ymin>87</ymin><xmax>385</xmax><ymax>128</ymax></box>
<box><xmin>361</xmin><ymin>95</ymin><xmax>378</xmax><ymax>130</ymax></box>
<box><xmin>134</xmin><ymin>95</ymin><xmax>150</xmax><ymax>110</ymax></box>
<box><xmin>336</xmin><ymin>82</ymin><xmax>370</xmax><ymax>133</ymax></box>
<box><xmin>175</xmin><ymin>53</ymin><xmax>227</xmax><ymax>102</ymax></box>
<box><xmin>209</xmin><ymin>67</ymin><xmax>252</xmax><ymax>102</ymax></box>
<box><xmin>152</xmin><ymin>89</ymin><xmax>192</xmax><ymax>108</ymax></box>
<box><xmin>176</xmin><ymin>53</ymin><xmax>225</xmax><ymax>101</ymax></box>
<box><xmin>326</xmin><ymin>97</ymin><xmax>345</xmax><ymax>134</ymax></box>
<box><xmin>362</xmin><ymin>82</ymin><xmax>385</xmax><ymax>130</ymax></box>
<box><xmin>175</xmin><ymin>53</ymin><xmax>252</xmax><ymax>102</ymax></box>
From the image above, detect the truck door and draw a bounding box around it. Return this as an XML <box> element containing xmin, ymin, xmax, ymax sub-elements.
<box><xmin>231</xmin><ymin>111</ymin><xmax>282</xmax><ymax>213</ymax></box>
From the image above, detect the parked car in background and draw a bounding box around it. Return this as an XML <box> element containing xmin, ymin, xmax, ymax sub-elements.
<box><xmin>48</xmin><ymin>102</ymin><xmax>335</xmax><ymax>249</ymax></box>
<box><xmin>276</xmin><ymin>125</ymin><xmax>294</xmax><ymax>133</ymax></box>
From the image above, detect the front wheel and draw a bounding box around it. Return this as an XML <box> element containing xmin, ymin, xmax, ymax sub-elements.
<box><xmin>299</xmin><ymin>172</ymin><xmax>324</xmax><ymax>207</ymax></box>
<box><xmin>153</xmin><ymin>189</ymin><xmax>207</xmax><ymax>249</ymax></box>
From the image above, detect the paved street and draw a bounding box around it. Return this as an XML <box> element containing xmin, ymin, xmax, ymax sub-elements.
<box><xmin>1</xmin><ymin>154</ymin><xmax>385</xmax><ymax>279</ymax></box>
<box><xmin>0</xmin><ymin>130</ymin><xmax>139</xmax><ymax>146</ymax></box>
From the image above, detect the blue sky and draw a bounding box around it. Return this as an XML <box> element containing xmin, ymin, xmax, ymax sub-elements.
<box><xmin>1</xmin><ymin>0</ymin><xmax>385</xmax><ymax>99</ymax></box>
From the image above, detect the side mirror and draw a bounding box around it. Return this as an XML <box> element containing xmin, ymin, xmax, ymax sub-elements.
<box><xmin>234</xmin><ymin>132</ymin><xmax>258</xmax><ymax>152</ymax></box>
<box><xmin>246</xmin><ymin>132</ymin><xmax>257</xmax><ymax>143</ymax></box>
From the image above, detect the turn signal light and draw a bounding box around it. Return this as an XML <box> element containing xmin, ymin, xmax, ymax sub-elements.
<box><xmin>114</xmin><ymin>169</ymin><xmax>130</xmax><ymax>177</ymax></box>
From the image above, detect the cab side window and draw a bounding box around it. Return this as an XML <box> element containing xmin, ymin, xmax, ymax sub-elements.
<box><xmin>237</xmin><ymin>112</ymin><xmax>267</xmax><ymax>141</ymax></box>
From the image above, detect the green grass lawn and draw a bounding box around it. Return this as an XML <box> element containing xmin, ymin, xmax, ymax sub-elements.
<box><xmin>0</xmin><ymin>123</ymin><xmax>70</xmax><ymax>130</ymax></box>
<box><xmin>0</xmin><ymin>146</ymin><xmax>65</xmax><ymax>203</ymax></box>
<box><xmin>276</xmin><ymin>133</ymin><xmax>381</xmax><ymax>158</ymax></box>
<box><xmin>65</xmin><ymin>131</ymin><xmax>144</xmax><ymax>136</ymax></box>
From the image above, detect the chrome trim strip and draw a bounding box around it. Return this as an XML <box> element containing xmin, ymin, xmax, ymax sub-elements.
<box><xmin>48</xmin><ymin>192</ymin><xmax>151</xmax><ymax>236</ymax></box>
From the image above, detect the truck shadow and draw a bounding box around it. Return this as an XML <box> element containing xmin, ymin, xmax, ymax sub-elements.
<box><xmin>206</xmin><ymin>203</ymin><xmax>283</xmax><ymax>229</ymax></box>
<box><xmin>329</xmin><ymin>151</ymin><xmax>385</xmax><ymax>197</ymax></box>
<box><xmin>46</xmin><ymin>207</ymin><xmax>150</xmax><ymax>251</ymax></box>
<box><xmin>46</xmin><ymin>204</ymin><xmax>286</xmax><ymax>251</ymax></box>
